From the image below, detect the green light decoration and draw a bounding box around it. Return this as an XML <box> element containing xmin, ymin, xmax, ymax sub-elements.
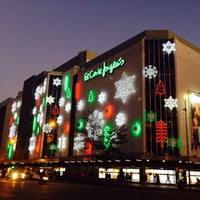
<box><xmin>36</xmin><ymin>126</ymin><xmax>40</xmax><ymax>135</ymax></box>
<box><xmin>16</xmin><ymin>116</ymin><xmax>20</xmax><ymax>125</ymax></box>
<box><xmin>64</xmin><ymin>74</ymin><xmax>70</xmax><ymax>89</ymax></box>
<box><xmin>32</xmin><ymin>116</ymin><xmax>37</xmax><ymax>132</ymax></box>
<box><xmin>144</xmin><ymin>111</ymin><xmax>156</xmax><ymax>123</ymax></box>
<box><xmin>7</xmin><ymin>144</ymin><xmax>13</xmax><ymax>160</ymax></box>
<box><xmin>64</xmin><ymin>74</ymin><xmax>72</xmax><ymax>99</ymax></box>
<box><xmin>168</xmin><ymin>137</ymin><xmax>182</xmax><ymax>150</ymax></box>
<box><xmin>88</xmin><ymin>90</ymin><xmax>96</xmax><ymax>105</ymax></box>
<box><xmin>131</xmin><ymin>120</ymin><xmax>142</xmax><ymax>138</ymax></box>
<box><xmin>42</xmin><ymin>97</ymin><xmax>46</xmax><ymax>107</ymax></box>
<box><xmin>103</xmin><ymin>123</ymin><xmax>113</xmax><ymax>150</ymax></box>
<box><xmin>66</xmin><ymin>88</ymin><xmax>72</xmax><ymax>99</ymax></box>
<box><xmin>49</xmin><ymin>144</ymin><xmax>57</xmax><ymax>151</ymax></box>
<box><xmin>76</xmin><ymin>118</ymin><xmax>85</xmax><ymax>131</ymax></box>
<box><xmin>177</xmin><ymin>137</ymin><xmax>182</xmax><ymax>149</ymax></box>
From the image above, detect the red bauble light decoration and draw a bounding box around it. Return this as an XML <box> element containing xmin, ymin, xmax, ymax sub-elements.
<box><xmin>86</xmin><ymin>142</ymin><xmax>92</xmax><ymax>155</ymax></box>
<box><xmin>64</xmin><ymin>121</ymin><xmax>70</xmax><ymax>134</ymax></box>
<box><xmin>104</xmin><ymin>103</ymin><xmax>114</xmax><ymax>119</ymax></box>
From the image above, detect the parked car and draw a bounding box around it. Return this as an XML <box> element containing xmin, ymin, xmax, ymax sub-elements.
<box><xmin>6</xmin><ymin>170</ymin><xmax>25</xmax><ymax>181</ymax></box>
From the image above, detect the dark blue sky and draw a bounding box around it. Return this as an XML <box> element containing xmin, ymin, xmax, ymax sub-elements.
<box><xmin>0</xmin><ymin>0</ymin><xmax>200</xmax><ymax>102</ymax></box>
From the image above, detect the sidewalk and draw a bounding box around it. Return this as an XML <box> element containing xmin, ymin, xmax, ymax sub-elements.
<box><xmin>65</xmin><ymin>178</ymin><xmax>200</xmax><ymax>192</ymax></box>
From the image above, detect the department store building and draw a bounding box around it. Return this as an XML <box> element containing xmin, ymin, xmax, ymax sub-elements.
<box><xmin>0</xmin><ymin>30</ymin><xmax>200</xmax><ymax>185</ymax></box>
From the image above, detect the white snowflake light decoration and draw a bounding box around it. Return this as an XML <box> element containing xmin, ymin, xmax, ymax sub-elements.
<box><xmin>9</xmin><ymin>124</ymin><xmax>17</xmax><ymax>138</ymax></box>
<box><xmin>144</xmin><ymin>65</ymin><xmax>158</xmax><ymax>79</ymax></box>
<box><xmin>59</xmin><ymin>97</ymin><xmax>65</xmax><ymax>107</ymax></box>
<box><xmin>46</xmin><ymin>95</ymin><xmax>55</xmax><ymax>104</ymax></box>
<box><xmin>14</xmin><ymin>112</ymin><xmax>18</xmax><ymax>120</ymax></box>
<box><xmin>162</xmin><ymin>41</ymin><xmax>176</xmax><ymax>54</ymax></box>
<box><xmin>43</xmin><ymin>123</ymin><xmax>52</xmax><ymax>133</ymax></box>
<box><xmin>77</xmin><ymin>100</ymin><xmax>85</xmax><ymax>111</ymax></box>
<box><xmin>98</xmin><ymin>91</ymin><xmax>107</xmax><ymax>104</ymax></box>
<box><xmin>17</xmin><ymin>101</ymin><xmax>22</xmax><ymax>108</ymax></box>
<box><xmin>115</xmin><ymin>112</ymin><xmax>127</xmax><ymax>127</ymax></box>
<box><xmin>65</xmin><ymin>102</ymin><xmax>71</xmax><ymax>113</ymax></box>
<box><xmin>38</xmin><ymin>112</ymin><xmax>44</xmax><ymax>126</ymax></box>
<box><xmin>57</xmin><ymin>115</ymin><xmax>63</xmax><ymax>125</ymax></box>
<box><xmin>53</xmin><ymin>77</ymin><xmax>62</xmax><ymax>86</ymax></box>
<box><xmin>11</xmin><ymin>102</ymin><xmax>17</xmax><ymax>113</ymax></box>
<box><xmin>114</xmin><ymin>71</ymin><xmax>136</xmax><ymax>103</ymax></box>
<box><xmin>32</xmin><ymin>107</ymin><xmax>37</xmax><ymax>115</ymax></box>
<box><xmin>164</xmin><ymin>96</ymin><xmax>178</xmax><ymax>110</ymax></box>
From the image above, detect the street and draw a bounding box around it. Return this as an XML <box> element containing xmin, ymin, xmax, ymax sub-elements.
<box><xmin>0</xmin><ymin>179</ymin><xmax>200</xmax><ymax>200</ymax></box>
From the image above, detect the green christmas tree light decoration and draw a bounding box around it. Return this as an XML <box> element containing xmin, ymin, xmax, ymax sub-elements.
<box><xmin>64</xmin><ymin>74</ymin><xmax>72</xmax><ymax>99</ymax></box>
<box><xmin>131</xmin><ymin>120</ymin><xmax>142</xmax><ymax>138</ymax></box>
<box><xmin>88</xmin><ymin>89</ymin><xmax>96</xmax><ymax>105</ymax></box>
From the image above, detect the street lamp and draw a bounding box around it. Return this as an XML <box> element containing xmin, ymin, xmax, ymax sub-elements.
<box><xmin>49</xmin><ymin>120</ymin><xmax>65</xmax><ymax>162</ymax></box>
<box><xmin>183</xmin><ymin>94</ymin><xmax>191</xmax><ymax>189</ymax></box>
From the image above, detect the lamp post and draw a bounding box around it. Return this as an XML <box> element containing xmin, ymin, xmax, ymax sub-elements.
<box><xmin>183</xmin><ymin>95</ymin><xmax>191</xmax><ymax>189</ymax></box>
<box><xmin>49</xmin><ymin>120</ymin><xmax>63</xmax><ymax>161</ymax></box>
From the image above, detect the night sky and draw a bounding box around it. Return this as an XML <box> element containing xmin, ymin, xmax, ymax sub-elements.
<box><xmin>0</xmin><ymin>0</ymin><xmax>200</xmax><ymax>102</ymax></box>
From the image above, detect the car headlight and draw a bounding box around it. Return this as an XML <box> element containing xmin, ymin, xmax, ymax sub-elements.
<box><xmin>21</xmin><ymin>173</ymin><xmax>25</xmax><ymax>179</ymax></box>
<box><xmin>12</xmin><ymin>172</ymin><xmax>18</xmax><ymax>179</ymax></box>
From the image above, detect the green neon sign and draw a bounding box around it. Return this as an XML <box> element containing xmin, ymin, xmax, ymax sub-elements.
<box><xmin>84</xmin><ymin>57</ymin><xmax>125</xmax><ymax>81</ymax></box>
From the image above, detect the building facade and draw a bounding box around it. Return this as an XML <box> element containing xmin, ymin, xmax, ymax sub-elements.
<box><xmin>0</xmin><ymin>30</ymin><xmax>200</xmax><ymax>184</ymax></box>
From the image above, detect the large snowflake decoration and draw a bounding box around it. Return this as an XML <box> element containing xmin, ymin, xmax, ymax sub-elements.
<box><xmin>43</xmin><ymin>123</ymin><xmax>52</xmax><ymax>133</ymax></box>
<box><xmin>164</xmin><ymin>96</ymin><xmax>178</xmax><ymax>110</ymax></box>
<box><xmin>115</xmin><ymin>112</ymin><xmax>127</xmax><ymax>127</ymax></box>
<box><xmin>46</xmin><ymin>95</ymin><xmax>55</xmax><ymax>104</ymax></box>
<box><xmin>86</xmin><ymin>110</ymin><xmax>106</xmax><ymax>141</ymax></box>
<box><xmin>144</xmin><ymin>65</ymin><xmax>158</xmax><ymax>79</ymax></box>
<box><xmin>162</xmin><ymin>41</ymin><xmax>176</xmax><ymax>54</ymax></box>
<box><xmin>98</xmin><ymin>91</ymin><xmax>107</xmax><ymax>104</ymax></box>
<box><xmin>114</xmin><ymin>71</ymin><xmax>136</xmax><ymax>103</ymax></box>
<box><xmin>53</xmin><ymin>77</ymin><xmax>62</xmax><ymax>86</ymax></box>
